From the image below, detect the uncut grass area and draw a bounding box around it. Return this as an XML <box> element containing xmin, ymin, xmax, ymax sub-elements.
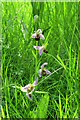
<box><xmin>1</xmin><ymin>2</ymin><xmax>79</xmax><ymax>118</ymax></box>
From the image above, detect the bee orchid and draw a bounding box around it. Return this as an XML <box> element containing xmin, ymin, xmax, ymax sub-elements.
<box><xmin>39</xmin><ymin>62</ymin><xmax>51</xmax><ymax>77</ymax></box>
<box><xmin>34</xmin><ymin>44</ymin><xmax>48</xmax><ymax>56</ymax></box>
<box><xmin>31</xmin><ymin>29</ymin><xmax>45</xmax><ymax>41</ymax></box>
<box><xmin>21</xmin><ymin>77</ymin><xmax>38</xmax><ymax>100</ymax></box>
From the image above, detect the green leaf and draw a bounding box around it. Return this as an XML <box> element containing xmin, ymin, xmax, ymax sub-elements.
<box><xmin>57</xmin><ymin>55</ymin><xmax>66</xmax><ymax>70</ymax></box>
<box><xmin>59</xmin><ymin>94</ymin><xmax>62</xmax><ymax>118</ymax></box>
<box><xmin>1</xmin><ymin>105</ymin><xmax>5</xmax><ymax>118</ymax></box>
<box><xmin>37</xmin><ymin>94</ymin><xmax>49</xmax><ymax>118</ymax></box>
<box><xmin>31</xmin><ymin>94</ymin><xmax>49</xmax><ymax>118</ymax></box>
<box><xmin>32</xmin><ymin>50</ymin><xmax>36</xmax><ymax>59</ymax></box>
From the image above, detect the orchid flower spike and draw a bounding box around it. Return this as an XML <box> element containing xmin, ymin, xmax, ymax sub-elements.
<box><xmin>31</xmin><ymin>29</ymin><xmax>45</xmax><ymax>41</ymax></box>
<box><xmin>39</xmin><ymin>62</ymin><xmax>51</xmax><ymax>77</ymax></box>
<box><xmin>34</xmin><ymin>44</ymin><xmax>48</xmax><ymax>56</ymax></box>
<box><xmin>34</xmin><ymin>15</ymin><xmax>38</xmax><ymax>22</ymax></box>
<box><xmin>21</xmin><ymin>77</ymin><xmax>38</xmax><ymax>100</ymax></box>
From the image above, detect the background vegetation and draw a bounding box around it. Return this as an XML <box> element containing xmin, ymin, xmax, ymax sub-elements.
<box><xmin>1</xmin><ymin>2</ymin><xmax>79</xmax><ymax>118</ymax></box>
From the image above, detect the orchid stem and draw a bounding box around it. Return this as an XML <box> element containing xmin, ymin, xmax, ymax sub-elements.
<box><xmin>35</xmin><ymin>91</ymin><xmax>48</xmax><ymax>94</ymax></box>
<box><xmin>12</xmin><ymin>85</ymin><xmax>21</xmax><ymax>90</ymax></box>
<box><xmin>35</xmin><ymin>41</ymin><xmax>38</xmax><ymax>79</ymax></box>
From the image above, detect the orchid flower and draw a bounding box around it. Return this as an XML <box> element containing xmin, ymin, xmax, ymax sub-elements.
<box><xmin>31</xmin><ymin>29</ymin><xmax>45</xmax><ymax>41</ymax></box>
<box><xmin>21</xmin><ymin>77</ymin><xmax>38</xmax><ymax>100</ymax></box>
<box><xmin>34</xmin><ymin>44</ymin><xmax>48</xmax><ymax>56</ymax></box>
<box><xmin>39</xmin><ymin>62</ymin><xmax>51</xmax><ymax>77</ymax></box>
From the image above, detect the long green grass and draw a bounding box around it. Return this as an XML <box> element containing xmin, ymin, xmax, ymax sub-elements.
<box><xmin>1</xmin><ymin>2</ymin><xmax>79</xmax><ymax>118</ymax></box>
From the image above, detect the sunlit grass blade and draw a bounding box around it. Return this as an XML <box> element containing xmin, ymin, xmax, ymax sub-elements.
<box><xmin>59</xmin><ymin>94</ymin><xmax>62</xmax><ymax>118</ymax></box>
<box><xmin>32</xmin><ymin>50</ymin><xmax>36</xmax><ymax>59</ymax></box>
<box><xmin>1</xmin><ymin>105</ymin><xmax>5</xmax><ymax>118</ymax></box>
<box><xmin>69</xmin><ymin>44</ymin><xmax>72</xmax><ymax>77</ymax></box>
<box><xmin>6</xmin><ymin>101</ymin><xmax>9</xmax><ymax>118</ymax></box>
<box><xmin>45</xmin><ymin>27</ymin><xmax>52</xmax><ymax>47</ymax></box>
<box><xmin>57</xmin><ymin>55</ymin><xmax>66</xmax><ymax>70</ymax></box>
<box><xmin>15</xmin><ymin>83</ymin><xmax>17</xmax><ymax>109</ymax></box>
<box><xmin>73</xmin><ymin>107</ymin><xmax>78</xmax><ymax>118</ymax></box>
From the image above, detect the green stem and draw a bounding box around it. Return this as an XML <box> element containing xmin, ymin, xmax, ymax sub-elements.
<box><xmin>12</xmin><ymin>85</ymin><xmax>21</xmax><ymax>90</ymax></box>
<box><xmin>35</xmin><ymin>41</ymin><xmax>38</xmax><ymax>79</ymax></box>
<box><xmin>35</xmin><ymin>91</ymin><xmax>48</xmax><ymax>94</ymax></box>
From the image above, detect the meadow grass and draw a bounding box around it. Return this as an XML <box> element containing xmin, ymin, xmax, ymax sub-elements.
<box><xmin>1</xmin><ymin>2</ymin><xmax>79</xmax><ymax>118</ymax></box>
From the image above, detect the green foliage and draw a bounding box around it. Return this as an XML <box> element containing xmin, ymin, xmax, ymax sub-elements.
<box><xmin>1</xmin><ymin>2</ymin><xmax>79</xmax><ymax>119</ymax></box>
<box><xmin>30</xmin><ymin>94</ymin><xmax>49</xmax><ymax>118</ymax></box>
